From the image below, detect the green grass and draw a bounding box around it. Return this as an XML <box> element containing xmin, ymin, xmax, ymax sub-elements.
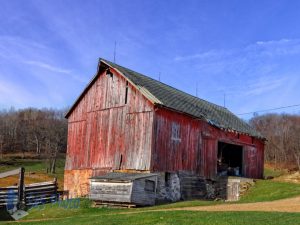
<box><xmin>0</xmin><ymin>158</ymin><xmax>65</xmax><ymax>174</ymax></box>
<box><xmin>3</xmin><ymin>210</ymin><xmax>300</xmax><ymax>225</ymax></box>
<box><xmin>264</xmin><ymin>167</ymin><xmax>285</xmax><ymax>178</ymax></box>
<box><xmin>144</xmin><ymin>179</ymin><xmax>300</xmax><ymax>210</ymax></box>
<box><xmin>137</xmin><ymin>199</ymin><xmax>221</xmax><ymax>211</ymax></box>
<box><xmin>240</xmin><ymin>180</ymin><xmax>300</xmax><ymax>203</ymax></box>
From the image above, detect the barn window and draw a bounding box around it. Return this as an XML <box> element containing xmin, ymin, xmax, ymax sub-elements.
<box><xmin>171</xmin><ymin>122</ymin><xmax>181</xmax><ymax>142</ymax></box>
<box><xmin>144</xmin><ymin>179</ymin><xmax>155</xmax><ymax>192</ymax></box>
<box><xmin>165</xmin><ymin>172</ymin><xmax>170</xmax><ymax>187</ymax></box>
<box><xmin>106</xmin><ymin>68</ymin><xmax>113</xmax><ymax>78</ymax></box>
<box><xmin>125</xmin><ymin>81</ymin><xmax>128</xmax><ymax>104</ymax></box>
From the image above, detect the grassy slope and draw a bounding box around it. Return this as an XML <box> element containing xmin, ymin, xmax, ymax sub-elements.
<box><xmin>239</xmin><ymin>180</ymin><xmax>300</xmax><ymax>202</ymax></box>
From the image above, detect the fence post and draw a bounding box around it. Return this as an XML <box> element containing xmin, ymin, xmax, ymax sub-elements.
<box><xmin>54</xmin><ymin>177</ymin><xmax>58</xmax><ymax>201</ymax></box>
<box><xmin>18</xmin><ymin>167</ymin><xmax>25</xmax><ymax>209</ymax></box>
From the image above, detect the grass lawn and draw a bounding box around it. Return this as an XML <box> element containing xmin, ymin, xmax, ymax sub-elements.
<box><xmin>239</xmin><ymin>179</ymin><xmax>300</xmax><ymax>203</ymax></box>
<box><xmin>1</xmin><ymin>207</ymin><xmax>300</xmax><ymax>225</ymax></box>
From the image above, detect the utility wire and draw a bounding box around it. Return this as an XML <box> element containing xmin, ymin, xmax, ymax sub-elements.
<box><xmin>237</xmin><ymin>104</ymin><xmax>300</xmax><ymax>115</ymax></box>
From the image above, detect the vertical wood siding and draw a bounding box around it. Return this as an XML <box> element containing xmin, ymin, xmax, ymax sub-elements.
<box><xmin>152</xmin><ymin>108</ymin><xmax>264</xmax><ymax>179</ymax></box>
<box><xmin>65</xmin><ymin>69</ymin><xmax>154</xmax><ymax>172</ymax></box>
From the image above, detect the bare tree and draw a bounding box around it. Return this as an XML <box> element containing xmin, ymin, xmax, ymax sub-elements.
<box><xmin>0</xmin><ymin>107</ymin><xmax>67</xmax><ymax>167</ymax></box>
<box><xmin>250</xmin><ymin>113</ymin><xmax>300</xmax><ymax>171</ymax></box>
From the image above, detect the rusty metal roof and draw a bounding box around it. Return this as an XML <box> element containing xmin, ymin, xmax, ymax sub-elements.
<box><xmin>90</xmin><ymin>172</ymin><xmax>157</xmax><ymax>182</ymax></box>
<box><xmin>101</xmin><ymin>59</ymin><xmax>263</xmax><ymax>139</ymax></box>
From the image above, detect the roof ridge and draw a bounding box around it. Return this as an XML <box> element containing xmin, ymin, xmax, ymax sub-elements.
<box><xmin>101</xmin><ymin>58</ymin><xmax>227</xmax><ymax>111</ymax></box>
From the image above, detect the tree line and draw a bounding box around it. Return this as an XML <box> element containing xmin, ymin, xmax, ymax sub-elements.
<box><xmin>0</xmin><ymin>108</ymin><xmax>67</xmax><ymax>173</ymax></box>
<box><xmin>250</xmin><ymin>113</ymin><xmax>300</xmax><ymax>171</ymax></box>
<box><xmin>1</xmin><ymin>107</ymin><xmax>299</xmax><ymax>172</ymax></box>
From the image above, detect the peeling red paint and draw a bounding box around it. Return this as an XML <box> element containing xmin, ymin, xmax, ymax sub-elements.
<box><xmin>151</xmin><ymin>108</ymin><xmax>264</xmax><ymax>179</ymax></box>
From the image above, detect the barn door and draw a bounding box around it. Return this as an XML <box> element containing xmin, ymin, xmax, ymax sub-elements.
<box><xmin>243</xmin><ymin>146</ymin><xmax>257</xmax><ymax>178</ymax></box>
<box><xmin>124</xmin><ymin>111</ymin><xmax>153</xmax><ymax>170</ymax></box>
<box><xmin>201</xmin><ymin>137</ymin><xmax>217</xmax><ymax>178</ymax></box>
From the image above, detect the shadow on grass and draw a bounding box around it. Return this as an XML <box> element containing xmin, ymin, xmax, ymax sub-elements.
<box><xmin>0</xmin><ymin>207</ymin><xmax>13</xmax><ymax>221</ymax></box>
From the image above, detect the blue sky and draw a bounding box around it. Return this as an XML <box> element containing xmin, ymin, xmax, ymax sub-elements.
<box><xmin>1</xmin><ymin>0</ymin><xmax>300</xmax><ymax>119</ymax></box>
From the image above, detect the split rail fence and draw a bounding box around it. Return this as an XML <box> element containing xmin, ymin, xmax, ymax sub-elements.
<box><xmin>0</xmin><ymin>167</ymin><xmax>58</xmax><ymax>208</ymax></box>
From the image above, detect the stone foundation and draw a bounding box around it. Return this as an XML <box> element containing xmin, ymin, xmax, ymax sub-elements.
<box><xmin>156</xmin><ymin>172</ymin><xmax>181</xmax><ymax>203</ymax></box>
<box><xmin>155</xmin><ymin>171</ymin><xmax>254</xmax><ymax>203</ymax></box>
<box><xmin>64</xmin><ymin>169</ymin><xmax>254</xmax><ymax>202</ymax></box>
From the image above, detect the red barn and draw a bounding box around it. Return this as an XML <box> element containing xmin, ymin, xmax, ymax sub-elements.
<box><xmin>64</xmin><ymin>58</ymin><xmax>265</xmax><ymax>198</ymax></box>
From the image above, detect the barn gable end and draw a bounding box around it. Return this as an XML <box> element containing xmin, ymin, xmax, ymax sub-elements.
<box><xmin>65</xmin><ymin>63</ymin><xmax>155</xmax><ymax>197</ymax></box>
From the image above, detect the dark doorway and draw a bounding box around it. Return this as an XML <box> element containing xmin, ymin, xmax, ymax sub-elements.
<box><xmin>217</xmin><ymin>142</ymin><xmax>243</xmax><ymax>176</ymax></box>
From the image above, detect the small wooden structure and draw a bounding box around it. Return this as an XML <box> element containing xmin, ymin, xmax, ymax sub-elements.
<box><xmin>90</xmin><ymin>173</ymin><xmax>157</xmax><ymax>206</ymax></box>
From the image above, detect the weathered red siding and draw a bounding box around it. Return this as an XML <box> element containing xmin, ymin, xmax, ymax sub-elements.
<box><xmin>64</xmin><ymin>68</ymin><xmax>154</xmax><ymax>196</ymax></box>
<box><xmin>64</xmin><ymin>65</ymin><xmax>264</xmax><ymax>197</ymax></box>
<box><xmin>151</xmin><ymin>108</ymin><xmax>264</xmax><ymax>179</ymax></box>
<box><xmin>66</xmin><ymin>69</ymin><xmax>154</xmax><ymax>171</ymax></box>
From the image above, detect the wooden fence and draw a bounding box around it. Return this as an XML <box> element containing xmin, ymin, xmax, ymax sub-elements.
<box><xmin>25</xmin><ymin>180</ymin><xmax>58</xmax><ymax>206</ymax></box>
<box><xmin>0</xmin><ymin>168</ymin><xmax>58</xmax><ymax>208</ymax></box>
<box><xmin>0</xmin><ymin>186</ymin><xmax>18</xmax><ymax>207</ymax></box>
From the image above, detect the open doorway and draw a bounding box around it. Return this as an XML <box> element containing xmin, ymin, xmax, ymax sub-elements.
<box><xmin>217</xmin><ymin>142</ymin><xmax>243</xmax><ymax>176</ymax></box>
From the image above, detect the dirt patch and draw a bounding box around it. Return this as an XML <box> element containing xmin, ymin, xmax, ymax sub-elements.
<box><xmin>170</xmin><ymin>196</ymin><xmax>300</xmax><ymax>213</ymax></box>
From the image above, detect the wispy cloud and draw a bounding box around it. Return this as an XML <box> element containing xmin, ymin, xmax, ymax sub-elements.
<box><xmin>174</xmin><ymin>38</ymin><xmax>300</xmax><ymax>62</ymax></box>
<box><xmin>174</xmin><ymin>50</ymin><xmax>230</xmax><ymax>62</ymax></box>
<box><xmin>0</xmin><ymin>35</ymin><xmax>88</xmax><ymax>84</ymax></box>
<box><xmin>242</xmin><ymin>77</ymin><xmax>287</xmax><ymax>96</ymax></box>
<box><xmin>172</xmin><ymin>38</ymin><xmax>300</xmax><ymax>117</ymax></box>
<box><xmin>0</xmin><ymin>34</ymin><xmax>89</xmax><ymax>108</ymax></box>
<box><xmin>23</xmin><ymin>60</ymin><xmax>71</xmax><ymax>74</ymax></box>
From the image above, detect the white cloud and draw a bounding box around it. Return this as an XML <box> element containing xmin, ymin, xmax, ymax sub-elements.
<box><xmin>243</xmin><ymin>77</ymin><xmax>286</xmax><ymax>96</ymax></box>
<box><xmin>174</xmin><ymin>38</ymin><xmax>300</xmax><ymax>117</ymax></box>
<box><xmin>175</xmin><ymin>38</ymin><xmax>300</xmax><ymax>63</ymax></box>
<box><xmin>174</xmin><ymin>50</ymin><xmax>229</xmax><ymax>61</ymax></box>
<box><xmin>255</xmin><ymin>39</ymin><xmax>292</xmax><ymax>45</ymax></box>
<box><xmin>23</xmin><ymin>60</ymin><xmax>71</xmax><ymax>74</ymax></box>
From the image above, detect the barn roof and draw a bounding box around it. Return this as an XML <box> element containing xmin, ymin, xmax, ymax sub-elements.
<box><xmin>66</xmin><ymin>58</ymin><xmax>263</xmax><ymax>139</ymax></box>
